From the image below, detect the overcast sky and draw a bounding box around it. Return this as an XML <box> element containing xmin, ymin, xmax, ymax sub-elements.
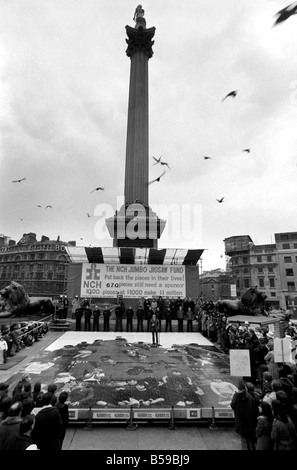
<box><xmin>1</xmin><ymin>0</ymin><xmax>297</xmax><ymax>271</ymax></box>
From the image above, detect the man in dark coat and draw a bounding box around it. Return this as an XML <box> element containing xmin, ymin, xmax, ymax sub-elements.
<box><xmin>84</xmin><ymin>305</ymin><xmax>92</xmax><ymax>331</ymax></box>
<box><xmin>0</xmin><ymin>401</ymin><xmax>22</xmax><ymax>450</ymax></box>
<box><xmin>103</xmin><ymin>306</ymin><xmax>111</xmax><ymax>331</ymax></box>
<box><xmin>165</xmin><ymin>306</ymin><xmax>172</xmax><ymax>332</ymax></box>
<box><xmin>136</xmin><ymin>307</ymin><xmax>145</xmax><ymax>332</ymax></box>
<box><xmin>31</xmin><ymin>392</ymin><xmax>62</xmax><ymax>450</ymax></box>
<box><xmin>115</xmin><ymin>305</ymin><xmax>123</xmax><ymax>332</ymax></box>
<box><xmin>126</xmin><ymin>306</ymin><xmax>134</xmax><ymax>332</ymax></box>
<box><xmin>92</xmin><ymin>305</ymin><xmax>101</xmax><ymax>332</ymax></box>
<box><xmin>3</xmin><ymin>413</ymin><xmax>37</xmax><ymax>450</ymax></box>
<box><xmin>230</xmin><ymin>379</ymin><xmax>256</xmax><ymax>450</ymax></box>
<box><xmin>75</xmin><ymin>307</ymin><xmax>83</xmax><ymax>331</ymax></box>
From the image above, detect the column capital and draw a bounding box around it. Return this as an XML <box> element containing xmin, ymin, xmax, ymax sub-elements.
<box><xmin>125</xmin><ymin>25</ymin><xmax>156</xmax><ymax>59</ymax></box>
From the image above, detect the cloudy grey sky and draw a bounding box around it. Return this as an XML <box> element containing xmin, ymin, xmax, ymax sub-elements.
<box><xmin>1</xmin><ymin>0</ymin><xmax>297</xmax><ymax>271</ymax></box>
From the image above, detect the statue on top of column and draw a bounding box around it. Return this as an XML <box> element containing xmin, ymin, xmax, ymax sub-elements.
<box><xmin>133</xmin><ymin>4</ymin><xmax>145</xmax><ymax>22</ymax></box>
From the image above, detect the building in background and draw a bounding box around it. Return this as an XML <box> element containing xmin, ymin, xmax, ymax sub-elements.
<box><xmin>224</xmin><ymin>232</ymin><xmax>297</xmax><ymax>313</ymax></box>
<box><xmin>0</xmin><ymin>233</ymin><xmax>75</xmax><ymax>297</ymax></box>
<box><xmin>199</xmin><ymin>269</ymin><xmax>232</xmax><ymax>302</ymax></box>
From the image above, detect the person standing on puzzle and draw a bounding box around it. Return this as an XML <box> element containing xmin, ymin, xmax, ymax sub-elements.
<box><xmin>149</xmin><ymin>313</ymin><xmax>160</xmax><ymax>347</ymax></box>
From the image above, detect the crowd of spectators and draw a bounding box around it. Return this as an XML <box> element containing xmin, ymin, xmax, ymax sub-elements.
<box><xmin>0</xmin><ymin>321</ymin><xmax>49</xmax><ymax>365</ymax></box>
<box><xmin>0</xmin><ymin>374</ymin><xmax>69</xmax><ymax>450</ymax></box>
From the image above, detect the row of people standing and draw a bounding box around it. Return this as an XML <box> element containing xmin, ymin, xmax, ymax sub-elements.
<box><xmin>71</xmin><ymin>295</ymin><xmax>198</xmax><ymax>333</ymax></box>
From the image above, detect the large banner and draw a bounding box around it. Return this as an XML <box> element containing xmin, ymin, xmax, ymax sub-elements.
<box><xmin>80</xmin><ymin>263</ymin><xmax>186</xmax><ymax>299</ymax></box>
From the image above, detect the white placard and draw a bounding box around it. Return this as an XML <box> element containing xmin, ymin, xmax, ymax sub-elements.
<box><xmin>80</xmin><ymin>263</ymin><xmax>186</xmax><ymax>298</ymax></box>
<box><xmin>274</xmin><ymin>337</ymin><xmax>292</xmax><ymax>363</ymax></box>
<box><xmin>229</xmin><ymin>349</ymin><xmax>251</xmax><ymax>377</ymax></box>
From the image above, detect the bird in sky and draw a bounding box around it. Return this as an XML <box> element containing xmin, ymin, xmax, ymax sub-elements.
<box><xmin>37</xmin><ymin>205</ymin><xmax>42</xmax><ymax>208</ymax></box>
<box><xmin>242</xmin><ymin>148</ymin><xmax>251</xmax><ymax>153</ymax></box>
<box><xmin>160</xmin><ymin>161</ymin><xmax>171</xmax><ymax>170</ymax></box>
<box><xmin>45</xmin><ymin>205</ymin><xmax>52</xmax><ymax>209</ymax></box>
<box><xmin>203</xmin><ymin>156</ymin><xmax>212</xmax><ymax>160</ymax></box>
<box><xmin>90</xmin><ymin>187</ymin><xmax>104</xmax><ymax>193</ymax></box>
<box><xmin>152</xmin><ymin>156</ymin><xmax>162</xmax><ymax>165</ymax></box>
<box><xmin>87</xmin><ymin>213</ymin><xmax>91</xmax><ymax>218</ymax></box>
<box><xmin>222</xmin><ymin>90</ymin><xmax>239</xmax><ymax>101</ymax></box>
<box><xmin>148</xmin><ymin>170</ymin><xmax>166</xmax><ymax>185</ymax></box>
<box><xmin>20</xmin><ymin>217</ymin><xmax>24</xmax><ymax>221</ymax></box>
<box><xmin>273</xmin><ymin>2</ymin><xmax>297</xmax><ymax>26</ymax></box>
<box><xmin>217</xmin><ymin>197</ymin><xmax>225</xmax><ymax>203</ymax></box>
<box><xmin>12</xmin><ymin>177</ymin><xmax>26</xmax><ymax>183</ymax></box>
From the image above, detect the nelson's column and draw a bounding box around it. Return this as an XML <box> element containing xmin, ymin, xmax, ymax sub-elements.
<box><xmin>106</xmin><ymin>5</ymin><xmax>166</xmax><ymax>248</ymax></box>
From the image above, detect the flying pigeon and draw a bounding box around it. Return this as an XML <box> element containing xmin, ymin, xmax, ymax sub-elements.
<box><xmin>160</xmin><ymin>161</ymin><xmax>171</xmax><ymax>170</ymax></box>
<box><xmin>45</xmin><ymin>205</ymin><xmax>52</xmax><ymax>209</ymax></box>
<box><xmin>12</xmin><ymin>178</ymin><xmax>26</xmax><ymax>183</ymax></box>
<box><xmin>203</xmin><ymin>156</ymin><xmax>212</xmax><ymax>160</ymax></box>
<box><xmin>152</xmin><ymin>156</ymin><xmax>162</xmax><ymax>165</ymax></box>
<box><xmin>37</xmin><ymin>205</ymin><xmax>42</xmax><ymax>208</ymax></box>
<box><xmin>242</xmin><ymin>149</ymin><xmax>251</xmax><ymax>153</ymax></box>
<box><xmin>217</xmin><ymin>197</ymin><xmax>225</xmax><ymax>203</ymax></box>
<box><xmin>148</xmin><ymin>170</ymin><xmax>166</xmax><ymax>185</ymax></box>
<box><xmin>273</xmin><ymin>2</ymin><xmax>297</xmax><ymax>26</ymax></box>
<box><xmin>222</xmin><ymin>90</ymin><xmax>239</xmax><ymax>101</ymax></box>
<box><xmin>87</xmin><ymin>213</ymin><xmax>91</xmax><ymax>218</ymax></box>
<box><xmin>91</xmin><ymin>187</ymin><xmax>104</xmax><ymax>193</ymax></box>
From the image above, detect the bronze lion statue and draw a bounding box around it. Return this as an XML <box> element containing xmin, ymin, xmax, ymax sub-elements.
<box><xmin>215</xmin><ymin>287</ymin><xmax>267</xmax><ymax>317</ymax></box>
<box><xmin>0</xmin><ymin>281</ymin><xmax>55</xmax><ymax>318</ymax></box>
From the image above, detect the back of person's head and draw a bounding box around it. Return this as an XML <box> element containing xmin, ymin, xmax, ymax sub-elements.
<box><xmin>272</xmin><ymin>380</ymin><xmax>281</xmax><ymax>392</ymax></box>
<box><xmin>58</xmin><ymin>391</ymin><xmax>68</xmax><ymax>404</ymax></box>
<box><xmin>276</xmin><ymin>390</ymin><xmax>289</xmax><ymax>405</ymax></box>
<box><xmin>42</xmin><ymin>392</ymin><xmax>53</xmax><ymax>406</ymax></box>
<box><xmin>33</xmin><ymin>382</ymin><xmax>41</xmax><ymax>393</ymax></box>
<box><xmin>237</xmin><ymin>379</ymin><xmax>246</xmax><ymax>391</ymax></box>
<box><xmin>35</xmin><ymin>392</ymin><xmax>44</xmax><ymax>407</ymax></box>
<box><xmin>21</xmin><ymin>397</ymin><xmax>34</xmax><ymax>417</ymax></box>
<box><xmin>8</xmin><ymin>401</ymin><xmax>23</xmax><ymax>417</ymax></box>
<box><xmin>259</xmin><ymin>400</ymin><xmax>273</xmax><ymax>421</ymax></box>
<box><xmin>246</xmin><ymin>382</ymin><xmax>254</xmax><ymax>393</ymax></box>
<box><xmin>20</xmin><ymin>414</ymin><xmax>35</xmax><ymax>435</ymax></box>
<box><xmin>47</xmin><ymin>383</ymin><xmax>57</xmax><ymax>394</ymax></box>
<box><xmin>272</xmin><ymin>398</ymin><xmax>288</xmax><ymax>422</ymax></box>
<box><xmin>0</xmin><ymin>396</ymin><xmax>12</xmax><ymax>418</ymax></box>
<box><xmin>278</xmin><ymin>368</ymin><xmax>288</xmax><ymax>379</ymax></box>
<box><xmin>263</xmin><ymin>371</ymin><xmax>272</xmax><ymax>383</ymax></box>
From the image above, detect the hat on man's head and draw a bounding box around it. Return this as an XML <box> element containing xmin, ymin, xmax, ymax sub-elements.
<box><xmin>267</xmin><ymin>331</ymin><xmax>274</xmax><ymax>339</ymax></box>
<box><xmin>244</xmin><ymin>321</ymin><xmax>249</xmax><ymax>325</ymax></box>
<box><xmin>0</xmin><ymin>382</ymin><xmax>9</xmax><ymax>391</ymax></box>
<box><xmin>22</xmin><ymin>373</ymin><xmax>30</xmax><ymax>381</ymax></box>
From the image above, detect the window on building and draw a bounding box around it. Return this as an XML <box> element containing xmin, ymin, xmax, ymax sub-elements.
<box><xmin>286</xmin><ymin>268</ymin><xmax>294</xmax><ymax>276</ymax></box>
<box><xmin>234</xmin><ymin>258</ymin><xmax>238</xmax><ymax>265</ymax></box>
<box><xmin>284</xmin><ymin>256</ymin><xmax>292</xmax><ymax>263</ymax></box>
<box><xmin>258</xmin><ymin>278</ymin><xmax>264</xmax><ymax>288</ymax></box>
<box><xmin>269</xmin><ymin>278</ymin><xmax>275</xmax><ymax>287</ymax></box>
<box><xmin>29</xmin><ymin>265</ymin><xmax>34</xmax><ymax>272</ymax></box>
<box><xmin>258</xmin><ymin>268</ymin><xmax>263</xmax><ymax>273</ymax></box>
<box><xmin>56</xmin><ymin>274</ymin><xmax>64</xmax><ymax>282</ymax></box>
<box><xmin>244</xmin><ymin>278</ymin><xmax>250</xmax><ymax>288</ymax></box>
<box><xmin>271</xmin><ymin>292</ymin><xmax>276</xmax><ymax>297</ymax></box>
<box><xmin>294</xmin><ymin>243</ymin><xmax>297</xmax><ymax>249</ymax></box>
<box><xmin>280</xmin><ymin>234</ymin><xmax>289</xmax><ymax>241</ymax></box>
<box><xmin>47</xmin><ymin>272</ymin><xmax>53</xmax><ymax>280</ymax></box>
<box><xmin>288</xmin><ymin>282</ymin><xmax>295</xmax><ymax>292</ymax></box>
<box><xmin>30</xmin><ymin>254</ymin><xmax>35</xmax><ymax>260</ymax></box>
<box><xmin>268</xmin><ymin>267</ymin><xmax>274</xmax><ymax>273</ymax></box>
<box><xmin>283</xmin><ymin>243</ymin><xmax>290</xmax><ymax>249</ymax></box>
<box><xmin>267</xmin><ymin>255</ymin><xmax>272</xmax><ymax>262</ymax></box>
<box><xmin>242</xmin><ymin>257</ymin><xmax>248</xmax><ymax>264</ymax></box>
<box><xmin>236</xmin><ymin>280</ymin><xmax>240</xmax><ymax>288</ymax></box>
<box><xmin>257</xmin><ymin>256</ymin><xmax>262</xmax><ymax>262</ymax></box>
<box><xmin>38</xmin><ymin>253</ymin><xmax>44</xmax><ymax>260</ymax></box>
<box><xmin>37</xmin><ymin>264</ymin><xmax>44</xmax><ymax>271</ymax></box>
<box><xmin>243</xmin><ymin>268</ymin><xmax>249</xmax><ymax>274</ymax></box>
<box><xmin>35</xmin><ymin>272</ymin><xmax>43</xmax><ymax>280</ymax></box>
